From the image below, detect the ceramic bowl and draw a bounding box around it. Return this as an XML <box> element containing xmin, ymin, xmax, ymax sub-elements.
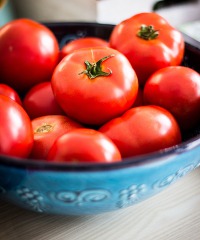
<box><xmin>0</xmin><ymin>22</ymin><xmax>200</xmax><ymax>216</ymax></box>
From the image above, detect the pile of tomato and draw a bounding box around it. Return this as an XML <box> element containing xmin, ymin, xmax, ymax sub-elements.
<box><xmin>0</xmin><ymin>13</ymin><xmax>200</xmax><ymax>164</ymax></box>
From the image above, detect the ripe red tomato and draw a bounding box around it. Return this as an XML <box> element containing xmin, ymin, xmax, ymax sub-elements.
<box><xmin>109</xmin><ymin>12</ymin><xmax>184</xmax><ymax>86</ymax></box>
<box><xmin>47</xmin><ymin>128</ymin><xmax>122</xmax><ymax>163</ymax></box>
<box><xmin>0</xmin><ymin>18</ymin><xmax>59</xmax><ymax>93</ymax></box>
<box><xmin>60</xmin><ymin>37</ymin><xmax>109</xmax><ymax>60</ymax></box>
<box><xmin>99</xmin><ymin>105</ymin><xmax>182</xmax><ymax>158</ymax></box>
<box><xmin>23</xmin><ymin>82</ymin><xmax>65</xmax><ymax>119</ymax></box>
<box><xmin>30</xmin><ymin>115</ymin><xmax>82</xmax><ymax>160</ymax></box>
<box><xmin>51</xmin><ymin>47</ymin><xmax>138</xmax><ymax>125</ymax></box>
<box><xmin>0</xmin><ymin>95</ymin><xmax>33</xmax><ymax>158</ymax></box>
<box><xmin>0</xmin><ymin>83</ymin><xmax>22</xmax><ymax>105</ymax></box>
<box><xmin>143</xmin><ymin>66</ymin><xmax>200</xmax><ymax>130</ymax></box>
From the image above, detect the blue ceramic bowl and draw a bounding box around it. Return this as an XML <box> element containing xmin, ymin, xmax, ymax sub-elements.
<box><xmin>0</xmin><ymin>22</ymin><xmax>200</xmax><ymax>216</ymax></box>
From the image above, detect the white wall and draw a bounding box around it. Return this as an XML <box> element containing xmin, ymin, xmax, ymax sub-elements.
<box><xmin>97</xmin><ymin>0</ymin><xmax>200</xmax><ymax>28</ymax></box>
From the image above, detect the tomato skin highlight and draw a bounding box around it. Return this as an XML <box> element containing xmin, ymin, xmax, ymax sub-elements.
<box><xmin>0</xmin><ymin>18</ymin><xmax>59</xmax><ymax>93</ymax></box>
<box><xmin>0</xmin><ymin>95</ymin><xmax>33</xmax><ymax>158</ymax></box>
<box><xmin>109</xmin><ymin>12</ymin><xmax>185</xmax><ymax>86</ymax></box>
<box><xmin>30</xmin><ymin>115</ymin><xmax>83</xmax><ymax>160</ymax></box>
<box><xmin>23</xmin><ymin>82</ymin><xmax>65</xmax><ymax>119</ymax></box>
<box><xmin>51</xmin><ymin>47</ymin><xmax>138</xmax><ymax>125</ymax></box>
<box><xmin>60</xmin><ymin>37</ymin><xmax>109</xmax><ymax>60</ymax></box>
<box><xmin>143</xmin><ymin>66</ymin><xmax>200</xmax><ymax>131</ymax></box>
<box><xmin>47</xmin><ymin>128</ymin><xmax>122</xmax><ymax>163</ymax></box>
<box><xmin>99</xmin><ymin>105</ymin><xmax>182</xmax><ymax>158</ymax></box>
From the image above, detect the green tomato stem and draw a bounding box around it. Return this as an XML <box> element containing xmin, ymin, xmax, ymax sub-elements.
<box><xmin>79</xmin><ymin>54</ymin><xmax>114</xmax><ymax>79</ymax></box>
<box><xmin>137</xmin><ymin>25</ymin><xmax>159</xmax><ymax>40</ymax></box>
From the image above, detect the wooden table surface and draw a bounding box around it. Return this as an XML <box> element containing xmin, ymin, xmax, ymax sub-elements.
<box><xmin>1</xmin><ymin>167</ymin><xmax>200</xmax><ymax>240</ymax></box>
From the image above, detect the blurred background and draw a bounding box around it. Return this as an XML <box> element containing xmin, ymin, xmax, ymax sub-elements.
<box><xmin>0</xmin><ymin>0</ymin><xmax>200</xmax><ymax>41</ymax></box>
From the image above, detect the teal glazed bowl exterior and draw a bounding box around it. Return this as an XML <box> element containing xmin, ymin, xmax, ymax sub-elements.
<box><xmin>0</xmin><ymin>22</ymin><xmax>200</xmax><ymax>216</ymax></box>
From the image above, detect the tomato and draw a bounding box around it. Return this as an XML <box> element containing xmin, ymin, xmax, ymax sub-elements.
<box><xmin>109</xmin><ymin>12</ymin><xmax>185</xmax><ymax>86</ymax></box>
<box><xmin>0</xmin><ymin>95</ymin><xmax>33</xmax><ymax>158</ymax></box>
<box><xmin>23</xmin><ymin>82</ymin><xmax>65</xmax><ymax>119</ymax></box>
<box><xmin>143</xmin><ymin>66</ymin><xmax>200</xmax><ymax>131</ymax></box>
<box><xmin>0</xmin><ymin>18</ymin><xmax>59</xmax><ymax>93</ymax></box>
<box><xmin>0</xmin><ymin>83</ymin><xmax>22</xmax><ymax>105</ymax></box>
<box><xmin>51</xmin><ymin>47</ymin><xmax>138</xmax><ymax>125</ymax></box>
<box><xmin>47</xmin><ymin>128</ymin><xmax>122</xmax><ymax>163</ymax></box>
<box><xmin>99</xmin><ymin>105</ymin><xmax>182</xmax><ymax>158</ymax></box>
<box><xmin>30</xmin><ymin>115</ymin><xmax>82</xmax><ymax>160</ymax></box>
<box><xmin>60</xmin><ymin>37</ymin><xmax>109</xmax><ymax>60</ymax></box>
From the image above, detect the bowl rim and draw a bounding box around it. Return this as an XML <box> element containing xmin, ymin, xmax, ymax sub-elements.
<box><xmin>1</xmin><ymin>129</ymin><xmax>200</xmax><ymax>172</ymax></box>
<box><xmin>0</xmin><ymin>22</ymin><xmax>200</xmax><ymax>172</ymax></box>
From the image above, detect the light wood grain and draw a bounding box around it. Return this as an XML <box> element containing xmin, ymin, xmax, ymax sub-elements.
<box><xmin>1</xmin><ymin>167</ymin><xmax>200</xmax><ymax>240</ymax></box>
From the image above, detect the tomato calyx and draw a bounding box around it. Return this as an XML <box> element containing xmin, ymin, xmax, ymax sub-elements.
<box><xmin>35</xmin><ymin>124</ymin><xmax>54</xmax><ymax>133</ymax></box>
<box><xmin>79</xmin><ymin>54</ymin><xmax>114</xmax><ymax>79</ymax></box>
<box><xmin>137</xmin><ymin>25</ymin><xmax>159</xmax><ymax>40</ymax></box>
